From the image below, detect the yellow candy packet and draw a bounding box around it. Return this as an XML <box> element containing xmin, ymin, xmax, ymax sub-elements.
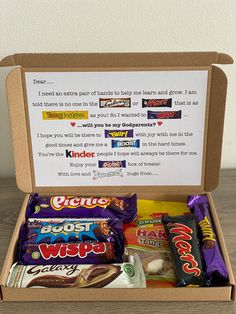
<box><xmin>137</xmin><ymin>199</ymin><xmax>190</xmax><ymax>218</ymax></box>
<box><xmin>124</xmin><ymin>200</ymin><xmax>190</xmax><ymax>288</ymax></box>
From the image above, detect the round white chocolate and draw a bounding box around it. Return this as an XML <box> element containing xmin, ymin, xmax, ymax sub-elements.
<box><xmin>145</xmin><ymin>259</ymin><xmax>164</xmax><ymax>275</ymax></box>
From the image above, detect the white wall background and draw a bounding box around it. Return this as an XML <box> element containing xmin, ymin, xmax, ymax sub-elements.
<box><xmin>0</xmin><ymin>0</ymin><xmax>236</xmax><ymax>176</ymax></box>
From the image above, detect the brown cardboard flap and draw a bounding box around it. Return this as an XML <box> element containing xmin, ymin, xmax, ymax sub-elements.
<box><xmin>0</xmin><ymin>52</ymin><xmax>233</xmax><ymax>68</ymax></box>
<box><xmin>205</xmin><ymin>67</ymin><xmax>228</xmax><ymax>190</ymax></box>
<box><xmin>6</xmin><ymin>68</ymin><xmax>33</xmax><ymax>192</ymax></box>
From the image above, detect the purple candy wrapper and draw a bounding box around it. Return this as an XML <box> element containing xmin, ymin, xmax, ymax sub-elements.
<box><xmin>20</xmin><ymin>242</ymin><xmax>118</xmax><ymax>265</ymax></box>
<box><xmin>98</xmin><ymin>160</ymin><xmax>126</xmax><ymax>168</ymax></box>
<box><xmin>26</xmin><ymin>194</ymin><xmax>137</xmax><ymax>224</ymax></box>
<box><xmin>104</xmin><ymin>129</ymin><xmax>133</xmax><ymax>138</ymax></box>
<box><xmin>20</xmin><ymin>219</ymin><xmax>124</xmax><ymax>246</ymax></box>
<box><xmin>187</xmin><ymin>195</ymin><xmax>228</xmax><ymax>282</ymax></box>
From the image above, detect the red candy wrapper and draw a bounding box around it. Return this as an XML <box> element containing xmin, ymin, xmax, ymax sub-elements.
<box><xmin>20</xmin><ymin>242</ymin><xmax>118</xmax><ymax>265</ymax></box>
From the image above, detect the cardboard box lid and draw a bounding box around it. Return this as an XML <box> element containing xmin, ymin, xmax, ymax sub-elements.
<box><xmin>0</xmin><ymin>52</ymin><xmax>233</xmax><ymax>68</ymax></box>
<box><xmin>0</xmin><ymin>52</ymin><xmax>233</xmax><ymax>194</ymax></box>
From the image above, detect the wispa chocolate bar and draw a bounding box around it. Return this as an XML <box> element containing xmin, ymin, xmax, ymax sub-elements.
<box><xmin>20</xmin><ymin>242</ymin><xmax>119</xmax><ymax>265</ymax></box>
<box><xmin>147</xmin><ymin>110</ymin><xmax>182</xmax><ymax>119</ymax></box>
<box><xmin>162</xmin><ymin>214</ymin><xmax>205</xmax><ymax>287</ymax></box>
<box><xmin>142</xmin><ymin>98</ymin><xmax>172</xmax><ymax>108</ymax></box>
<box><xmin>26</xmin><ymin>194</ymin><xmax>137</xmax><ymax>223</ymax></box>
<box><xmin>7</xmin><ymin>255</ymin><xmax>146</xmax><ymax>288</ymax></box>
<box><xmin>188</xmin><ymin>195</ymin><xmax>228</xmax><ymax>284</ymax></box>
<box><xmin>20</xmin><ymin>219</ymin><xmax>124</xmax><ymax>247</ymax></box>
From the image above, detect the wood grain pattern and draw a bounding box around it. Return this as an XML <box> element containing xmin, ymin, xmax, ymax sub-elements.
<box><xmin>0</xmin><ymin>170</ymin><xmax>235</xmax><ymax>313</ymax></box>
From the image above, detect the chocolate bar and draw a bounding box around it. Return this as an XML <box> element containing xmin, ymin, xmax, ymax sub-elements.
<box><xmin>111</xmin><ymin>139</ymin><xmax>140</xmax><ymax>148</ymax></box>
<box><xmin>8</xmin><ymin>255</ymin><xmax>146</xmax><ymax>288</ymax></box>
<box><xmin>20</xmin><ymin>219</ymin><xmax>124</xmax><ymax>246</ymax></box>
<box><xmin>147</xmin><ymin>110</ymin><xmax>182</xmax><ymax>119</ymax></box>
<box><xmin>99</xmin><ymin>98</ymin><xmax>131</xmax><ymax>108</ymax></box>
<box><xmin>20</xmin><ymin>242</ymin><xmax>119</xmax><ymax>265</ymax></box>
<box><xmin>104</xmin><ymin>130</ymin><xmax>133</xmax><ymax>138</ymax></box>
<box><xmin>98</xmin><ymin>160</ymin><xmax>126</xmax><ymax>168</ymax></box>
<box><xmin>188</xmin><ymin>195</ymin><xmax>228</xmax><ymax>284</ymax></box>
<box><xmin>142</xmin><ymin>98</ymin><xmax>172</xmax><ymax>108</ymax></box>
<box><xmin>26</xmin><ymin>194</ymin><xmax>137</xmax><ymax>224</ymax></box>
<box><xmin>162</xmin><ymin>214</ymin><xmax>205</xmax><ymax>287</ymax></box>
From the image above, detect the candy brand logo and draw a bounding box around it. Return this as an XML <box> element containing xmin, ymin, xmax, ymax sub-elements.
<box><xmin>158</xmin><ymin>112</ymin><xmax>175</xmax><ymax>119</ymax></box>
<box><xmin>148</xmin><ymin>110</ymin><xmax>182</xmax><ymax>120</ymax></box>
<box><xmin>137</xmin><ymin>216</ymin><xmax>165</xmax><ymax>226</ymax></box>
<box><xmin>102</xmin><ymin>161</ymin><xmax>122</xmax><ymax>168</ymax></box>
<box><xmin>36</xmin><ymin>221</ymin><xmax>108</xmax><ymax>243</ymax></box>
<box><xmin>65</xmin><ymin>150</ymin><xmax>95</xmax><ymax>158</ymax></box>
<box><xmin>40</xmin><ymin>222</ymin><xmax>94</xmax><ymax>234</ymax></box>
<box><xmin>27</xmin><ymin>264</ymin><xmax>80</xmax><ymax>276</ymax></box>
<box><xmin>38</xmin><ymin>243</ymin><xmax>106</xmax><ymax>260</ymax></box>
<box><xmin>98</xmin><ymin>160</ymin><xmax>126</xmax><ymax>168</ymax></box>
<box><xmin>136</xmin><ymin>229</ymin><xmax>167</xmax><ymax>240</ymax></box>
<box><xmin>50</xmin><ymin>196</ymin><xmax>110</xmax><ymax>211</ymax></box>
<box><xmin>123</xmin><ymin>264</ymin><xmax>135</xmax><ymax>278</ymax></box>
<box><xmin>111</xmin><ymin>139</ymin><xmax>140</xmax><ymax>148</ymax></box>
<box><xmin>99</xmin><ymin>98</ymin><xmax>131</xmax><ymax>108</ymax></box>
<box><xmin>42</xmin><ymin>111</ymin><xmax>88</xmax><ymax>120</ymax></box>
<box><xmin>93</xmin><ymin>169</ymin><xmax>123</xmax><ymax>180</ymax></box>
<box><xmin>104</xmin><ymin>130</ymin><xmax>134</xmax><ymax>138</ymax></box>
<box><xmin>110</xmin><ymin>131</ymin><xmax>127</xmax><ymax>138</ymax></box>
<box><xmin>142</xmin><ymin>99</ymin><xmax>172</xmax><ymax>108</ymax></box>
<box><xmin>168</xmin><ymin>223</ymin><xmax>201</xmax><ymax>277</ymax></box>
<box><xmin>198</xmin><ymin>216</ymin><xmax>215</xmax><ymax>242</ymax></box>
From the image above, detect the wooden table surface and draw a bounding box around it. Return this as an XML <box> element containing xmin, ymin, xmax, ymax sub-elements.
<box><xmin>0</xmin><ymin>170</ymin><xmax>235</xmax><ymax>313</ymax></box>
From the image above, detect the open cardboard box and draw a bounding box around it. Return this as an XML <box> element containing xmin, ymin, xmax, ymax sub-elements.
<box><xmin>0</xmin><ymin>52</ymin><xmax>235</xmax><ymax>301</ymax></box>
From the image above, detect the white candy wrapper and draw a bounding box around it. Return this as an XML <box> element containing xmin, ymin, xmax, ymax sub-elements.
<box><xmin>7</xmin><ymin>254</ymin><xmax>146</xmax><ymax>288</ymax></box>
